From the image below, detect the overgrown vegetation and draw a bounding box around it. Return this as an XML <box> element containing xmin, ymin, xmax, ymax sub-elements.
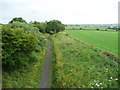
<box><xmin>2</xmin><ymin>21</ymin><xmax>46</xmax><ymax>70</ymax></box>
<box><xmin>2</xmin><ymin>17</ymin><xmax>44</xmax><ymax>88</ymax></box>
<box><xmin>2</xmin><ymin>25</ymin><xmax>38</xmax><ymax>70</ymax></box>
<box><xmin>30</xmin><ymin>21</ymin><xmax>47</xmax><ymax>33</ymax></box>
<box><xmin>51</xmin><ymin>32</ymin><xmax>118</xmax><ymax>88</ymax></box>
<box><xmin>2</xmin><ymin>17</ymin><xmax>65</xmax><ymax>88</ymax></box>
<box><xmin>2</xmin><ymin>48</ymin><xmax>47</xmax><ymax>88</ymax></box>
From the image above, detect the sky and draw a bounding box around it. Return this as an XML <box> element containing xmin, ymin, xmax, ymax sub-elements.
<box><xmin>0</xmin><ymin>0</ymin><xmax>119</xmax><ymax>24</ymax></box>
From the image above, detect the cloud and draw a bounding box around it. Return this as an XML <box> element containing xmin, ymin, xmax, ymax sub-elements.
<box><xmin>0</xmin><ymin>0</ymin><xmax>119</xmax><ymax>24</ymax></box>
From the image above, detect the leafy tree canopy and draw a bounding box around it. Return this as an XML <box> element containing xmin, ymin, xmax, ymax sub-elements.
<box><xmin>31</xmin><ymin>21</ymin><xmax>47</xmax><ymax>33</ymax></box>
<box><xmin>46</xmin><ymin>20</ymin><xmax>65</xmax><ymax>34</ymax></box>
<box><xmin>9</xmin><ymin>17</ymin><xmax>27</xmax><ymax>23</ymax></box>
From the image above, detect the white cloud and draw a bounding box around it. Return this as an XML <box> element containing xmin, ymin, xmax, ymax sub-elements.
<box><xmin>0</xmin><ymin>0</ymin><xmax>119</xmax><ymax>24</ymax></box>
<box><xmin>0</xmin><ymin>0</ymin><xmax>34</xmax><ymax>3</ymax></box>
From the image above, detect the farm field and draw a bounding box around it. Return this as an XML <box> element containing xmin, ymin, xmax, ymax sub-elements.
<box><xmin>51</xmin><ymin>32</ymin><xmax>118</xmax><ymax>88</ymax></box>
<box><xmin>66</xmin><ymin>30</ymin><xmax>118</xmax><ymax>57</ymax></box>
<box><xmin>65</xmin><ymin>25</ymin><xmax>116</xmax><ymax>31</ymax></box>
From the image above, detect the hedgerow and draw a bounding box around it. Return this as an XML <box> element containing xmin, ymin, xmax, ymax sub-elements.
<box><xmin>2</xmin><ymin>22</ymin><xmax>46</xmax><ymax>70</ymax></box>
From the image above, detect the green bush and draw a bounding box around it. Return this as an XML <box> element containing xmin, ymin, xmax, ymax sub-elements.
<box><xmin>96</xmin><ymin>28</ymin><xmax>99</xmax><ymax>30</ymax></box>
<box><xmin>31</xmin><ymin>21</ymin><xmax>47</xmax><ymax>33</ymax></box>
<box><xmin>2</xmin><ymin>25</ymin><xmax>39</xmax><ymax>70</ymax></box>
<box><xmin>8</xmin><ymin>21</ymin><xmax>46</xmax><ymax>47</ymax></box>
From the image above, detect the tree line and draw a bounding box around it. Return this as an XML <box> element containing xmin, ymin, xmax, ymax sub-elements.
<box><xmin>9</xmin><ymin>17</ymin><xmax>65</xmax><ymax>34</ymax></box>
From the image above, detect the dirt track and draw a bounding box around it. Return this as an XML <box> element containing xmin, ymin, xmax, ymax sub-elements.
<box><xmin>40</xmin><ymin>35</ymin><xmax>52</xmax><ymax>88</ymax></box>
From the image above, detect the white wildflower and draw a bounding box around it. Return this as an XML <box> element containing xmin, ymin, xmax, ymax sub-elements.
<box><xmin>110</xmin><ymin>77</ymin><xmax>113</xmax><ymax>79</ymax></box>
<box><xmin>96</xmin><ymin>83</ymin><xmax>98</xmax><ymax>86</ymax></box>
<box><xmin>63</xmin><ymin>83</ymin><xmax>66</xmax><ymax>85</ymax></box>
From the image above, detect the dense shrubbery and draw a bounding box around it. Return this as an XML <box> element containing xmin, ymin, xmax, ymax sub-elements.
<box><xmin>2</xmin><ymin>17</ymin><xmax>64</xmax><ymax>70</ymax></box>
<box><xmin>30</xmin><ymin>21</ymin><xmax>47</xmax><ymax>33</ymax></box>
<box><xmin>2</xmin><ymin>18</ymin><xmax>47</xmax><ymax>70</ymax></box>
<box><xmin>2</xmin><ymin>26</ymin><xmax>38</xmax><ymax>69</ymax></box>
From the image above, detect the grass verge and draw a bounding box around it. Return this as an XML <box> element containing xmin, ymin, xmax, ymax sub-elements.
<box><xmin>51</xmin><ymin>32</ymin><xmax>118</xmax><ymax>88</ymax></box>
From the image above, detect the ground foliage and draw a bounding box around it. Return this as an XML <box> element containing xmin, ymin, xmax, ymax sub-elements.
<box><xmin>51</xmin><ymin>32</ymin><xmax>118</xmax><ymax>88</ymax></box>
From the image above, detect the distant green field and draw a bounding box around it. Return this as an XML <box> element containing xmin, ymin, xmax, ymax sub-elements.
<box><xmin>66</xmin><ymin>30</ymin><xmax>118</xmax><ymax>57</ymax></box>
<box><xmin>65</xmin><ymin>26</ymin><xmax>113</xmax><ymax>31</ymax></box>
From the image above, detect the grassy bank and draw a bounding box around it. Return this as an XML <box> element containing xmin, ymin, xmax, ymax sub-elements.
<box><xmin>66</xmin><ymin>30</ymin><xmax>118</xmax><ymax>57</ymax></box>
<box><xmin>51</xmin><ymin>32</ymin><xmax>118</xmax><ymax>88</ymax></box>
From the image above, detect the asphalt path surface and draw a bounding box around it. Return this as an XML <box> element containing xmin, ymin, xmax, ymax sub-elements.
<box><xmin>40</xmin><ymin>35</ymin><xmax>52</xmax><ymax>88</ymax></box>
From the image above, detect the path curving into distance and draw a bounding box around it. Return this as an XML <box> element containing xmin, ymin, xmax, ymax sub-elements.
<box><xmin>40</xmin><ymin>35</ymin><xmax>52</xmax><ymax>88</ymax></box>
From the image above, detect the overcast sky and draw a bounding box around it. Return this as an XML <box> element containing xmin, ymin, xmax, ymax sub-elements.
<box><xmin>0</xmin><ymin>0</ymin><xmax>119</xmax><ymax>24</ymax></box>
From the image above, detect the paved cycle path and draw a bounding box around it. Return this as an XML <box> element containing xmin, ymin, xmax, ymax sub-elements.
<box><xmin>40</xmin><ymin>35</ymin><xmax>52</xmax><ymax>88</ymax></box>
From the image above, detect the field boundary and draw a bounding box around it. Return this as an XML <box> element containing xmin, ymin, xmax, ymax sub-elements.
<box><xmin>64</xmin><ymin>32</ymin><xmax>119</xmax><ymax>63</ymax></box>
<box><xmin>65</xmin><ymin>29</ymin><xmax>119</xmax><ymax>32</ymax></box>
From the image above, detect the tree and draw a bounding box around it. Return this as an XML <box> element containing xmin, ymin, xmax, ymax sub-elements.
<box><xmin>31</xmin><ymin>21</ymin><xmax>47</xmax><ymax>33</ymax></box>
<box><xmin>105</xmin><ymin>29</ymin><xmax>107</xmax><ymax>31</ymax></box>
<box><xmin>96</xmin><ymin>28</ymin><xmax>99</xmax><ymax>30</ymax></box>
<box><xmin>46</xmin><ymin>20</ymin><xmax>65</xmax><ymax>34</ymax></box>
<box><xmin>9</xmin><ymin>17</ymin><xmax>27</xmax><ymax>23</ymax></box>
<box><xmin>79</xmin><ymin>28</ymin><xmax>82</xmax><ymax>30</ymax></box>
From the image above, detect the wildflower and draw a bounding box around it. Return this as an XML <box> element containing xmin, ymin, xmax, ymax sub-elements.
<box><xmin>110</xmin><ymin>77</ymin><xmax>113</xmax><ymax>79</ymax></box>
<box><xmin>63</xmin><ymin>83</ymin><xmax>66</xmax><ymax>85</ymax></box>
<box><xmin>96</xmin><ymin>83</ymin><xmax>99</xmax><ymax>86</ymax></box>
<box><xmin>95</xmin><ymin>83</ymin><xmax>100</xmax><ymax>87</ymax></box>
